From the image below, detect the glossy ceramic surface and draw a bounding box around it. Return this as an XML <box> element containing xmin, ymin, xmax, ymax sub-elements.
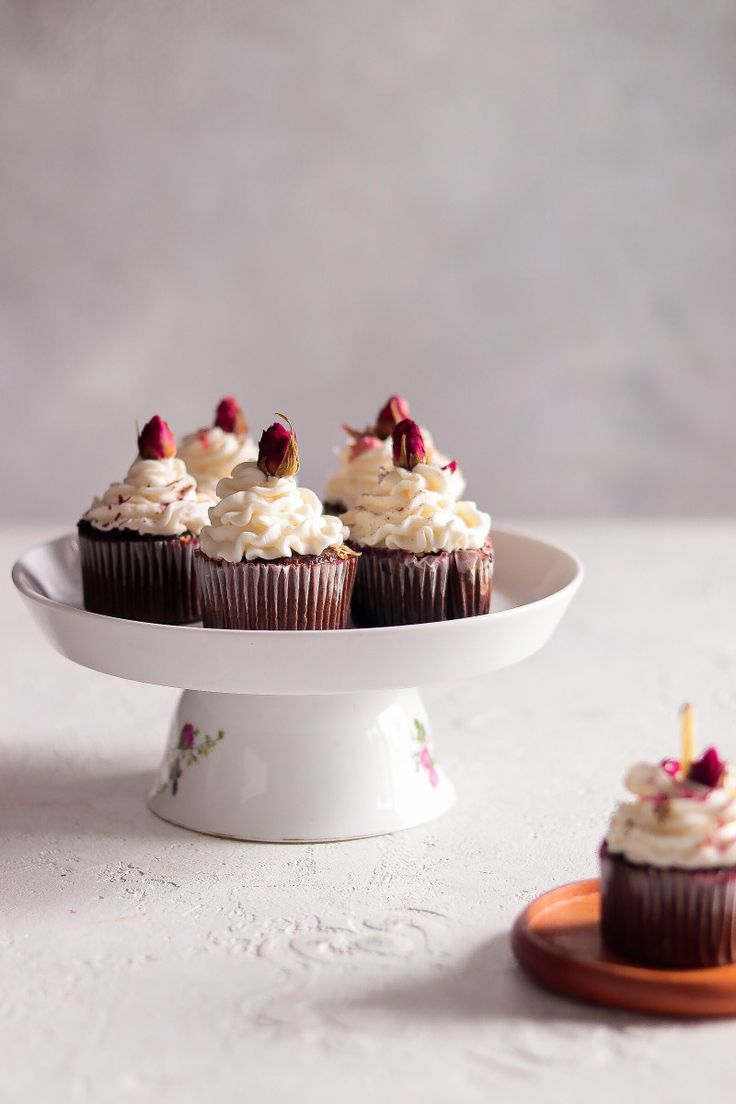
<box><xmin>149</xmin><ymin>688</ymin><xmax>454</xmax><ymax>841</ymax></box>
<box><xmin>13</xmin><ymin>527</ymin><xmax>582</xmax><ymax>840</ymax></box>
<box><xmin>12</xmin><ymin>528</ymin><xmax>583</xmax><ymax>694</ymax></box>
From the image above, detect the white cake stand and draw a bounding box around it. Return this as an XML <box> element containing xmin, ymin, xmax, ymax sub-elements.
<box><xmin>12</xmin><ymin>528</ymin><xmax>582</xmax><ymax>842</ymax></box>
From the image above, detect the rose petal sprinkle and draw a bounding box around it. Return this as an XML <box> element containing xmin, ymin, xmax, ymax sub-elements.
<box><xmin>660</xmin><ymin>758</ymin><xmax>681</xmax><ymax>778</ymax></box>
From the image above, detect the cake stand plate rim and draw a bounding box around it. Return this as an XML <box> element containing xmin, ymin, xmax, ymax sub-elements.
<box><xmin>12</xmin><ymin>526</ymin><xmax>583</xmax><ymax>694</ymax></box>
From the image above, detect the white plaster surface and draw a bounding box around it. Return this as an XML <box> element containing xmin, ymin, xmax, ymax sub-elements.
<box><xmin>4</xmin><ymin>520</ymin><xmax>736</xmax><ymax>1102</ymax></box>
<box><xmin>3</xmin><ymin>2</ymin><xmax>736</xmax><ymax>519</ymax></box>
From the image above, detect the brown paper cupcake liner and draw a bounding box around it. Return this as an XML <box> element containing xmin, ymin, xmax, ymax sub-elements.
<box><xmin>348</xmin><ymin>540</ymin><xmax>493</xmax><ymax>627</ymax></box>
<box><xmin>195</xmin><ymin>548</ymin><xmax>357</xmax><ymax>630</ymax></box>
<box><xmin>600</xmin><ymin>842</ymin><xmax>736</xmax><ymax>968</ymax></box>
<box><xmin>78</xmin><ymin>525</ymin><xmax>201</xmax><ymax>624</ymax></box>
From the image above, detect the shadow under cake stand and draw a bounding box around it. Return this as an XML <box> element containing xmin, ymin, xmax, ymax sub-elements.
<box><xmin>12</xmin><ymin>528</ymin><xmax>583</xmax><ymax>842</ymax></box>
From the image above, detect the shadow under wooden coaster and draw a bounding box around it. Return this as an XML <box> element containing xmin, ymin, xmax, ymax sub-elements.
<box><xmin>512</xmin><ymin>879</ymin><xmax>736</xmax><ymax>1018</ymax></box>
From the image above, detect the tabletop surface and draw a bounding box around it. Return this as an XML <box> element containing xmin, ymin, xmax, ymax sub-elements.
<box><xmin>4</xmin><ymin>520</ymin><xmax>736</xmax><ymax>1104</ymax></box>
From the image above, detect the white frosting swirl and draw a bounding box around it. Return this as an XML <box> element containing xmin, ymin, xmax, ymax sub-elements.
<box><xmin>179</xmin><ymin>426</ymin><xmax>257</xmax><ymax>494</ymax></box>
<box><xmin>199</xmin><ymin>461</ymin><xmax>348</xmax><ymax>563</ymax></box>
<box><xmin>324</xmin><ymin>427</ymin><xmax>466</xmax><ymax>510</ymax></box>
<box><xmin>83</xmin><ymin>457</ymin><xmax>212</xmax><ymax>537</ymax></box>
<box><xmin>606</xmin><ymin>761</ymin><xmax>736</xmax><ymax>869</ymax></box>
<box><xmin>341</xmin><ymin>463</ymin><xmax>490</xmax><ymax>554</ymax></box>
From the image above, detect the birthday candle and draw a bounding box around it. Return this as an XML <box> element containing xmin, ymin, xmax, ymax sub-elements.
<box><xmin>679</xmin><ymin>702</ymin><xmax>695</xmax><ymax>773</ymax></box>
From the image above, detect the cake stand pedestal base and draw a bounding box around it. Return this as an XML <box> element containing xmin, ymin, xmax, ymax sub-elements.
<box><xmin>147</xmin><ymin>688</ymin><xmax>455</xmax><ymax>842</ymax></box>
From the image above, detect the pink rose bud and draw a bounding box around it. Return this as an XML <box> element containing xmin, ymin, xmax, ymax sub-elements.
<box><xmin>342</xmin><ymin>424</ymin><xmax>383</xmax><ymax>461</ymax></box>
<box><xmin>214</xmin><ymin>395</ymin><xmax>248</xmax><ymax>436</ymax></box>
<box><xmin>687</xmin><ymin>746</ymin><xmax>727</xmax><ymax>789</ymax></box>
<box><xmin>257</xmin><ymin>414</ymin><xmax>300</xmax><ymax>478</ymax></box>
<box><xmin>392</xmin><ymin>418</ymin><xmax>427</xmax><ymax>471</ymax></box>
<box><xmin>660</xmin><ymin>758</ymin><xmax>681</xmax><ymax>778</ymax></box>
<box><xmin>375</xmin><ymin>395</ymin><xmax>411</xmax><ymax>440</ymax></box>
<box><xmin>442</xmin><ymin>460</ymin><xmax>458</xmax><ymax>474</ymax></box>
<box><xmin>179</xmin><ymin>723</ymin><xmax>195</xmax><ymax>750</ymax></box>
<box><xmin>138</xmin><ymin>415</ymin><xmax>176</xmax><ymax>460</ymax></box>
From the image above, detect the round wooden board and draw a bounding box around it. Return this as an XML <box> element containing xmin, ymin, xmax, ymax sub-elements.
<box><xmin>512</xmin><ymin>879</ymin><xmax>736</xmax><ymax>1017</ymax></box>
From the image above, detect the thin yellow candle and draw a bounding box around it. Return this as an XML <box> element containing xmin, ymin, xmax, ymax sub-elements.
<box><xmin>679</xmin><ymin>702</ymin><xmax>695</xmax><ymax>772</ymax></box>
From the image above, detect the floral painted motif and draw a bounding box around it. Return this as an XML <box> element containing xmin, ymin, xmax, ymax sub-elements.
<box><xmin>161</xmin><ymin>723</ymin><xmax>225</xmax><ymax>796</ymax></box>
<box><xmin>413</xmin><ymin>719</ymin><xmax>439</xmax><ymax>787</ymax></box>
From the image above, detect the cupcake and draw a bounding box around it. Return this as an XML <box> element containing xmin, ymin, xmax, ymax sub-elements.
<box><xmin>195</xmin><ymin>415</ymin><xmax>359</xmax><ymax>630</ymax></box>
<box><xmin>323</xmin><ymin>395</ymin><xmax>466</xmax><ymax>514</ymax></box>
<box><xmin>179</xmin><ymin>395</ymin><xmax>257</xmax><ymax>495</ymax></box>
<box><xmin>342</xmin><ymin>419</ymin><xmax>492</xmax><ymax>626</ymax></box>
<box><xmin>78</xmin><ymin>416</ymin><xmax>211</xmax><ymax>623</ymax></box>
<box><xmin>600</xmin><ymin>705</ymin><xmax>736</xmax><ymax>969</ymax></box>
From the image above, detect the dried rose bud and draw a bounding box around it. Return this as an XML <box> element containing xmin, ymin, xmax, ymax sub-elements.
<box><xmin>375</xmin><ymin>395</ymin><xmax>410</xmax><ymax>440</ymax></box>
<box><xmin>392</xmin><ymin>418</ymin><xmax>427</xmax><ymax>471</ymax></box>
<box><xmin>257</xmin><ymin>414</ymin><xmax>300</xmax><ymax>478</ymax></box>
<box><xmin>342</xmin><ymin>424</ymin><xmax>383</xmax><ymax>461</ymax></box>
<box><xmin>179</xmin><ymin>723</ymin><xmax>195</xmax><ymax>750</ymax></box>
<box><xmin>138</xmin><ymin>415</ymin><xmax>176</xmax><ymax>460</ymax></box>
<box><xmin>687</xmin><ymin>747</ymin><xmax>727</xmax><ymax>789</ymax></box>
<box><xmin>442</xmin><ymin>459</ymin><xmax>458</xmax><ymax>475</ymax></box>
<box><xmin>214</xmin><ymin>395</ymin><xmax>248</xmax><ymax>436</ymax></box>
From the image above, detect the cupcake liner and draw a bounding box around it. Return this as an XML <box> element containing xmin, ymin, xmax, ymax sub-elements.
<box><xmin>448</xmin><ymin>547</ymin><xmax>494</xmax><ymax>621</ymax></box>
<box><xmin>78</xmin><ymin>527</ymin><xmax>200</xmax><ymax>624</ymax></box>
<box><xmin>195</xmin><ymin>550</ymin><xmax>357</xmax><ymax>630</ymax></box>
<box><xmin>600</xmin><ymin>842</ymin><xmax>736</xmax><ymax>968</ymax></box>
<box><xmin>349</xmin><ymin>541</ymin><xmax>493</xmax><ymax>627</ymax></box>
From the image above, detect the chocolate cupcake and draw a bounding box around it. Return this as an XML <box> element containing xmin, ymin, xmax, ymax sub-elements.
<box><xmin>78</xmin><ymin>416</ymin><xmax>212</xmax><ymax>623</ymax></box>
<box><xmin>195</xmin><ymin>415</ymin><xmax>358</xmax><ymax>630</ymax></box>
<box><xmin>342</xmin><ymin>419</ymin><xmax>492</xmax><ymax>627</ymax></box>
<box><xmin>179</xmin><ymin>395</ymin><xmax>257</xmax><ymax>496</ymax></box>
<box><xmin>324</xmin><ymin>395</ymin><xmax>466</xmax><ymax>514</ymax></box>
<box><xmin>600</xmin><ymin>708</ymin><xmax>736</xmax><ymax>969</ymax></box>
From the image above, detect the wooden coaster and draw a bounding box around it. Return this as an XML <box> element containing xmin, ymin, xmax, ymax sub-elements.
<box><xmin>512</xmin><ymin>879</ymin><xmax>736</xmax><ymax>1017</ymax></box>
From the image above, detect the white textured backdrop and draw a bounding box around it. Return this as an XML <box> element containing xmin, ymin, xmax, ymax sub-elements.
<box><xmin>2</xmin><ymin>0</ymin><xmax>735</xmax><ymax>520</ymax></box>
